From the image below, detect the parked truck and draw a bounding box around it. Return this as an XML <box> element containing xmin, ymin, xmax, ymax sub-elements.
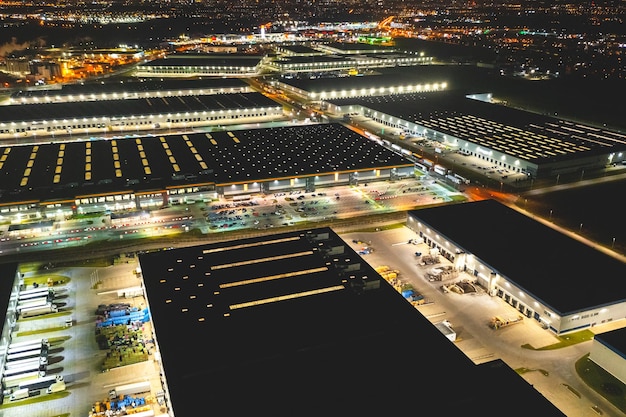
<box><xmin>19</xmin><ymin>303</ymin><xmax>58</xmax><ymax>318</ymax></box>
<box><xmin>2</xmin><ymin>370</ymin><xmax>42</xmax><ymax>388</ymax></box>
<box><xmin>46</xmin><ymin>380</ymin><xmax>66</xmax><ymax>394</ymax></box>
<box><xmin>9</xmin><ymin>388</ymin><xmax>29</xmax><ymax>401</ymax></box>
<box><xmin>17</xmin><ymin>374</ymin><xmax>63</xmax><ymax>392</ymax></box>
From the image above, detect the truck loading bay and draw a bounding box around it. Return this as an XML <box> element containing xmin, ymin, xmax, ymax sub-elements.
<box><xmin>1</xmin><ymin>223</ymin><xmax>623</xmax><ymax>417</ymax></box>
<box><xmin>341</xmin><ymin>225</ymin><xmax>625</xmax><ymax>417</ymax></box>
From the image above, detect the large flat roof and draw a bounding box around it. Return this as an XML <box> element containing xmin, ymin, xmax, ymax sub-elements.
<box><xmin>329</xmin><ymin>92</ymin><xmax>626</xmax><ymax>164</ymax></box>
<box><xmin>410</xmin><ymin>199</ymin><xmax>626</xmax><ymax>314</ymax></box>
<box><xmin>139</xmin><ymin>227</ymin><xmax>565</xmax><ymax>416</ymax></box>
<box><xmin>0</xmin><ymin>123</ymin><xmax>412</xmax><ymax>204</ymax></box>
<box><xmin>9</xmin><ymin>78</ymin><xmax>249</xmax><ymax>100</ymax></box>
<box><xmin>0</xmin><ymin>263</ymin><xmax>17</xmax><ymax>333</ymax></box>
<box><xmin>594</xmin><ymin>327</ymin><xmax>626</xmax><ymax>358</ymax></box>
<box><xmin>281</xmin><ymin>66</ymin><xmax>446</xmax><ymax>93</ymax></box>
<box><xmin>0</xmin><ymin>92</ymin><xmax>278</xmax><ymax>124</ymax></box>
<box><xmin>140</xmin><ymin>53</ymin><xmax>264</xmax><ymax>68</ymax></box>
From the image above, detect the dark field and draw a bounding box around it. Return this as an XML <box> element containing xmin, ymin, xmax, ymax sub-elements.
<box><xmin>516</xmin><ymin>178</ymin><xmax>626</xmax><ymax>256</ymax></box>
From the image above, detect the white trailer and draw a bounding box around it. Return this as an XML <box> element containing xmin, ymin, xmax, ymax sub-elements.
<box><xmin>434</xmin><ymin>164</ymin><xmax>448</xmax><ymax>176</ymax></box>
<box><xmin>18</xmin><ymin>374</ymin><xmax>63</xmax><ymax>392</ymax></box>
<box><xmin>3</xmin><ymin>363</ymin><xmax>46</xmax><ymax>378</ymax></box>
<box><xmin>19</xmin><ymin>303</ymin><xmax>58</xmax><ymax>318</ymax></box>
<box><xmin>7</xmin><ymin>340</ymin><xmax>47</xmax><ymax>355</ymax></box>
<box><xmin>6</xmin><ymin>347</ymin><xmax>48</xmax><ymax>364</ymax></box>
<box><xmin>6</xmin><ymin>338</ymin><xmax>48</xmax><ymax>350</ymax></box>
<box><xmin>109</xmin><ymin>380</ymin><xmax>151</xmax><ymax>399</ymax></box>
<box><xmin>2</xmin><ymin>370</ymin><xmax>41</xmax><ymax>388</ymax></box>
<box><xmin>5</xmin><ymin>356</ymin><xmax>47</xmax><ymax>368</ymax></box>
<box><xmin>16</xmin><ymin>297</ymin><xmax>50</xmax><ymax>312</ymax></box>
<box><xmin>9</xmin><ymin>388</ymin><xmax>29</xmax><ymax>401</ymax></box>
<box><xmin>46</xmin><ymin>380</ymin><xmax>66</xmax><ymax>394</ymax></box>
<box><xmin>18</xmin><ymin>288</ymin><xmax>53</xmax><ymax>302</ymax></box>
<box><xmin>18</xmin><ymin>287</ymin><xmax>54</xmax><ymax>298</ymax></box>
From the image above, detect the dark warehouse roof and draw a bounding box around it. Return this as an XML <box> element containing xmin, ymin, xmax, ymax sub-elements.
<box><xmin>281</xmin><ymin>65</ymin><xmax>448</xmax><ymax>93</ymax></box>
<box><xmin>9</xmin><ymin>78</ymin><xmax>250</xmax><ymax>100</ymax></box>
<box><xmin>328</xmin><ymin>91</ymin><xmax>626</xmax><ymax>164</ymax></box>
<box><xmin>594</xmin><ymin>327</ymin><xmax>626</xmax><ymax>359</ymax></box>
<box><xmin>409</xmin><ymin>199</ymin><xmax>626</xmax><ymax>315</ymax></box>
<box><xmin>139</xmin><ymin>227</ymin><xmax>566</xmax><ymax>417</ymax></box>
<box><xmin>0</xmin><ymin>123</ymin><xmax>412</xmax><ymax>205</ymax></box>
<box><xmin>0</xmin><ymin>92</ymin><xmax>278</xmax><ymax>123</ymax></box>
<box><xmin>139</xmin><ymin>53</ymin><xmax>264</xmax><ymax>68</ymax></box>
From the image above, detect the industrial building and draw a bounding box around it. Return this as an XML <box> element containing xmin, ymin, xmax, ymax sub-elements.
<box><xmin>589</xmin><ymin>327</ymin><xmax>626</xmax><ymax>385</ymax></box>
<box><xmin>0</xmin><ymin>123</ymin><xmax>413</xmax><ymax>217</ymax></box>
<box><xmin>138</xmin><ymin>227</ymin><xmax>566</xmax><ymax>416</ymax></box>
<box><xmin>274</xmin><ymin>65</ymin><xmax>448</xmax><ymax>101</ymax></box>
<box><xmin>134</xmin><ymin>53</ymin><xmax>267</xmax><ymax>77</ymax></box>
<box><xmin>6</xmin><ymin>78</ymin><xmax>252</xmax><ymax>105</ymax></box>
<box><xmin>325</xmin><ymin>90</ymin><xmax>626</xmax><ymax>178</ymax></box>
<box><xmin>406</xmin><ymin>199</ymin><xmax>626</xmax><ymax>335</ymax></box>
<box><xmin>0</xmin><ymin>91</ymin><xmax>282</xmax><ymax>141</ymax></box>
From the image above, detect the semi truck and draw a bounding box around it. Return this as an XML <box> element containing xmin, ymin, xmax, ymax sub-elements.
<box><xmin>19</xmin><ymin>303</ymin><xmax>58</xmax><ymax>318</ymax></box>
<box><xmin>18</xmin><ymin>288</ymin><xmax>54</xmax><ymax>302</ymax></box>
<box><xmin>5</xmin><ymin>356</ymin><xmax>47</xmax><ymax>368</ymax></box>
<box><xmin>46</xmin><ymin>380</ymin><xmax>66</xmax><ymax>394</ymax></box>
<box><xmin>6</xmin><ymin>338</ymin><xmax>48</xmax><ymax>350</ymax></box>
<box><xmin>3</xmin><ymin>362</ymin><xmax>46</xmax><ymax>378</ymax></box>
<box><xmin>6</xmin><ymin>346</ymin><xmax>48</xmax><ymax>364</ymax></box>
<box><xmin>16</xmin><ymin>297</ymin><xmax>50</xmax><ymax>312</ymax></box>
<box><xmin>9</xmin><ymin>388</ymin><xmax>29</xmax><ymax>401</ymax></box>
<box><xmin>2</xmin><ymin>370</ymin><xmax>42</xmax><ymax>388</ymax></box>
<box><xmin>18</xmin><ymin>287</ymin><xmax>54</xmax><ymax>300</ymax></box>
<box><xmin>109</xmin><ymin>380</ymin><xmax>151</xmax><ymax>399</ymax></box>
<box><xmin>7</xmin><ymin>339</ymin><xmax>49</xmax><ymax>355</ymax></box>
<box><xmin>17</xmin><ymin>374</ymin><xmax>63</xmax><ymax>392</ymax></box>
<box><xmin>5</xmin><ymin>357</ymin><xmax>42</xmax><ymax>370</ymax></box>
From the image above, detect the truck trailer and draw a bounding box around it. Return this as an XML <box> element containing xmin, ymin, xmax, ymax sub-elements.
<box><xmin>109</xmin><ymin>380</ymin><xmax>151</xmax><ymax>399</ymax></box>
<box><xmin>2</xmin><ymin>363</ymin><xmax>46</xmax><ymax>378</ymax></box>
<box><xmin>19</xmin><ymin>303</ymin><xmax>58</xmax><ymax>318</ymax></box>
<box><xmin>2</xmin><ymin>370</ymin><xmax>42</xmax><ymax>388</ymax></box>
<box><xmin>17</xmin><ymin>374</ymin><xmax>63</xmax><ymax>392</ymax></box>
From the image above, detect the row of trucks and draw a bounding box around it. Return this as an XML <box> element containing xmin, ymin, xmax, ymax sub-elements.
<box><xmin>1</xmin><ymin>337</ymin><xmax>66</xmax><ymax>401</ymax></box>
<box><xmin>16</xmin><ymin>286</ymin><xmax>59</xmax><ymax>318</ymax></box>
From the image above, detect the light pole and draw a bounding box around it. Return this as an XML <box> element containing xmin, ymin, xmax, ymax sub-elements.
<box><xmin>612</xmin><ymin>237</ymin><xmax>616</xmax><ymax>249</ymax></box>
<box><xmin>579</xmin><ymin>223</ymin><xmax>583</xmax><ymax>233</ymax></box>
<box><xmin>549</xmin><ymin>209</ymin><xmax>553</xmax><ymax>220</ymax></box>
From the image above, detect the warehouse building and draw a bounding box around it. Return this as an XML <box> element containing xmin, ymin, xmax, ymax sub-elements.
<box><xmin>0</xmin><ymin>91</ymin><xmax>282</xmax><ymax>141</ymax></box>
<box><xmin>589</xmin><ymin>327</ymin><xmax>626</xmax><ymax>385</ymax></box>
<box><xmin>6</xmin><ymin>78</ymin><xmax>252</xmax><ymax>105</ymax></box>
<box><xmin>326</xmin><ymin>91</ymin><xmax>626</xmax><ymax>178</ymax></box>
<box><xmin>138</xmin><ymin>227</ymin><xmax>566</xmax><ymax>416</ymax></box>
<box><xmin>135</xmin><ymin>53</ymin><xmax>267</xmax><ymax>77</ymax></box>
<box><xmin>0</xmin><ymin>123</ymin><xmax>413</xmax><ymax>218</ymax></box>
<box><xmin>274</xmin><ymin>65</ymin><xmax>448</xmax><ymax>101</ymax></box>
<box><xmin>407</xmin><ymin>199</ymin><xmax>626</xmax><ymax>335</ymax></box>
